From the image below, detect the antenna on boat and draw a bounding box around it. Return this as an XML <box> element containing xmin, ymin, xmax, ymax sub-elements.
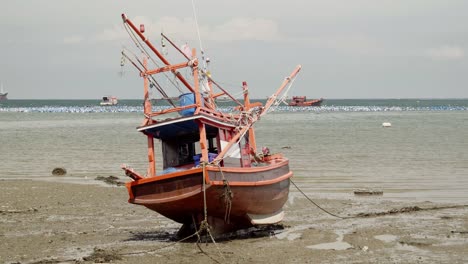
<box><xmin>191</xmin><ymin>0</ymin><xmax>217</xmax><ymax>107</ymax></box>
<box><xmin>191</xmin><ymin>0</ymin><xmax>207</xmax><ymax>71</ymax></box>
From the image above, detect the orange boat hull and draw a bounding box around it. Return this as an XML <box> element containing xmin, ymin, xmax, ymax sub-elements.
<box><xmin>288</xmin><ymin>97</ymin><xmax>323</xmax><ymax>106</ymax></box>
<box><xmin>126</xmin><ymin>159</ymin><xmax>292</xmax><ymax>233</ymax></box>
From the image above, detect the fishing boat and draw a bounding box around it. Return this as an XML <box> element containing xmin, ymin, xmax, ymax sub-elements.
<box><xmin>0</xmin><ymin>83</ymin><xmax>7</xmax><ymax>100</ymax></box>
<box><xmin>100</xmin><ymin>96</ymin><xmax>118</xmax><ymax>106</ymax></box>
<box><xmin>120</xmin><ymin>14</ymin><xmax>301</xmax><ymax>236</ymax></box>
<box><xmin>288</xmin><ymin>96</ymin><xmax>322</xmax><ymax>106</ymax></box>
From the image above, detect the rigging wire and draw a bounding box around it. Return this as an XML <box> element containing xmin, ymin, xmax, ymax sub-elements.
<box><xmin>121</xmin><ymin>48</ymin><xmax>165</xmax><ymax>96</ymax></box>
<box><xmin>121</xmin><ymin>49</ymin><xmax>177</xmax><ymax>108</ymax></box>
<box><xmin>123</xmin><ymin>21</ymin><xmax>184</xmax><ymax>96</ymax></box>
<box><xmin>268</xmin><ymin>73</ymin><xmax>299</xmax><ymax>113</ymax></box>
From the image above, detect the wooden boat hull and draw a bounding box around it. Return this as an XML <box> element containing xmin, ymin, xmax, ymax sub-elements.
<box><xmin>126</xmin><ymin>159</ymin><xmax>292</xmax><ymax>232</ymax></box>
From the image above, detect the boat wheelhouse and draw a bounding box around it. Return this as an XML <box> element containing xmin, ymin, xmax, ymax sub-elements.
<box><xmin>288</xmin><ymin>96</ymin><xmax>323</xmax><ymax>106</ymax></box>
<box><xmin>100</xmin><ymin>96</ymin><xmax>118</xmax><ymax>106</ymax></box>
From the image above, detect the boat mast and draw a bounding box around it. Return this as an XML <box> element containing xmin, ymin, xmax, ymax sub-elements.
<box><xmin>242</xmin><ymin>81</ymin><xmax>257</xmax><ymax>152</ymax></box>
<box><xmin>143</xmin><ymin>56</ymin><xmax>156</xmax><ymax>177</ymax></box>
<box><xmin>191</xmin><ymin>48</ymin><xmax>209</xmax><ymax>163</ymax></box>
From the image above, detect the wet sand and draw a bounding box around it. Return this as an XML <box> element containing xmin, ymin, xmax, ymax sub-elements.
<box><xmin>1</xmin><ymin>179</ymin><xmax>467</xmax><ymax>264</ymax></box>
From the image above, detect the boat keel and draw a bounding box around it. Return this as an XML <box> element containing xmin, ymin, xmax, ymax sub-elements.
<box><xmin>247</xmin><ymin>209</ymin><xmax>284</xmax><ymax>225</ymax></box>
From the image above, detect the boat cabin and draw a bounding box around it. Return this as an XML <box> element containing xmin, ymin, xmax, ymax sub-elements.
<box><xmin>291</xmin><ymin>96</ymin><xmax>307</xmax><ymax>104</ymax></box>
<box><xmin>100</xmin><ymin>96</ymin><xmax>118</xmax><ymax>106</ymax></box>
<box><xmin>138</xmin><ymin>112</ymin><xmax>253</xmax><ymax>175</ymax></box>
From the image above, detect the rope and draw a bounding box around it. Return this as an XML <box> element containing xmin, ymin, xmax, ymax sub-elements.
<box><xmin>123</xmin><ymin>163</ymin><xmax>226</xmax><ymax>261</ymax></box>
<box><xmin>291</xmin><ymin>180</ymin><xmax>468</xmax><ymax>219</ymax></box>
<box><xmin>120</xmin><ymin>231</ymin><xmax>199</xmax><ymax>256</ymax></box>
<box><xmin>210</xmin><ymin>108</ymin><xmax>260</xmax><ymax>165</ymax></box>
<box><xmin>202</xmin><ymin>162</ymin><xmax>208</xmax><ymax>221</ymax></box>
<box><xmin>121</xmin><ymin>49</ymin><xmax>177</xmax><ymax>108</ymax></box>
<box><xmin>197</xmin><ymin>162</ymin><xmax>226</xmax><ymax>262</ymax></box>
<box><xmin>217</xmin><ymin>165</ymin><xmax>233</xmax><ymax>223</ymax></box>
<box><xmin>290</xmin><ymin>179</ymin><xmax>352</xmax><ymax>219</ymax></box>
<box><xmin>123</xmin><ymin>20</ymin><xmax>184</xmax><ymax>95</ymax></box>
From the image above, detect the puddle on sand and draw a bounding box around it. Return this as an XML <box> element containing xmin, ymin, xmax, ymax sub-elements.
<box><xmin>374</xmin><ymin>234</ymin><xmax>398</xmax><ymax>243</ymax></box>
<box><xmin>275</xmin><ymin>224</ymin><xmax>311</xmax><ymax>241</ymax></box>
<box><xmin>307</xmin><ymin>241</ymin><xmax>353</xmax><ymax>250</ymax></box>
<box><xmin>307</xmin><ymin>231</ymin><xmax>353</xmax><ymax>250</ymax></box>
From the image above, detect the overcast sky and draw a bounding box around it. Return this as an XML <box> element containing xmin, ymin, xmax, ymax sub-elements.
<box><xmin>1</xmin><ymin>0</ymin><xmax>467</xmax><ymax>99</ymax></box>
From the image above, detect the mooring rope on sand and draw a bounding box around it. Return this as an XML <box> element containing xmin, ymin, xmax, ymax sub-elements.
<box><xmin>198</xmin><ymin>162</ymin><xmax>226</xmax><ymax>262</ymax></box>
<box><xmin>290</xmin><ymin>179</ymin><xmax>352</xmax><ymax>219</ymax></box>
<box><xmin>291</xmin><ymin>179</ymin><xmax>468</xmax><ymax>219</ymax></box>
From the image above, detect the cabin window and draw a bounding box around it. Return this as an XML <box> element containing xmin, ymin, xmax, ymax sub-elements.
<box><xmin>193</xmin><ymin>137</ymin><xmax>218</xmax><ymax>159</ymax></box>
<box><xmin>162</xmin><ymin>140</ymin><xmax>196</xmax><ymax>168</ymax></box>
<box><xmin>161</xmin><ymin>129</ymin><xmax>220</xmax><ymax>168</ymax></box>
<box><xmin>178</xmin><ymin>143</ymin><xmax>193</xmax><ymax>164</ymax></box>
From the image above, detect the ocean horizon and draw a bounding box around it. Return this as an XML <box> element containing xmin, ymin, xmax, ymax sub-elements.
<box><xmin>1</xmin><ymin>98</ymin><xmax>468</xmax><ymax>113</ymax></box>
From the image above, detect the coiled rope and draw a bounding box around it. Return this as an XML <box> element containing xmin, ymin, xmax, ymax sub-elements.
<box><xmin>216</xmin><ymin>164</ymin><xmax>233</xmax><ymax>223</ymax></box>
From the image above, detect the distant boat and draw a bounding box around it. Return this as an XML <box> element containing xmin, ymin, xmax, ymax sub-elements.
<box><xmin>288</xmin><ymin>96</ymin><xmax>322</xmax><ymax>106</ymax></box>
<box><xmin>100</xmin><ymin>96</ymin><xmax>118</xmax><ymax>106</ymax></box>
<box><xmin>214</xmin><ymin>95</ymin><xmax>230</xmax><ymax>103</ymax></box>
<box><xmin>0</xmin><ymin>83</ymin><xmax>8</xmax><ymax>100</ymax></box>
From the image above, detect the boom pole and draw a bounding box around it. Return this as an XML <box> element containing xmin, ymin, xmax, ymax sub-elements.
<box><xmin>261</xmin><ymin>65</ymin><xmax>302</xmax><ymax>116</ymax></box>
<box><xmin>122</xmin><ymin>14</ymin><xmax>195</xmax><ymax>93</ymax></box>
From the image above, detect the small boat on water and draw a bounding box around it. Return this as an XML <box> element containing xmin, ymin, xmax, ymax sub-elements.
<box><xmin>288</xmin><ymin>96</ymin><xmax>322</xmax><ymax>106</ymax></box>
<box><xmin>119</xmin><ymin>13</ymin><xmax>301</xmax><ymax>235</ymax></box>
<box><xmin>0</xmin><ymin>82</ymin><xmax>8</xmax><ymax>100</ymax></box>
<box><xmin>100</xmin><ymin>96</ymin><xmax>118</xmax><ymax>106</ymax></box>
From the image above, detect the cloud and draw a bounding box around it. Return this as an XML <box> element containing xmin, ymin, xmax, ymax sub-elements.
<box><xmin>207</xmin><ymin>18</ymin><xmax>280</xmax><ymax>42</ymax></box>
<box><xmin>425</xmin><ymin>46</ymin><xmax>465</xmax><ymax>60</ymax></box>
<box><xmin>296</xmin><ymin>33</ymin><xmax>383</xmax><ymax>56</ymax></box>
<box><xmin>95</xmin><ymin>16</ymin><xmax>281</xmax><ymax>43</ymax></box>
<box><xmin>95</xmin><ymin>24</ymin><xmax>127</xmax><ymax>42</ymax></box>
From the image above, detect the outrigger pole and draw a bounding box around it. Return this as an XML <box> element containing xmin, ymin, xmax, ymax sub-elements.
<box><xmin>261</xmin><ymin>65</ymin><xmax>302</xmax><ymax>116</ymax></box>
<box><xmin>212</xmin><ymin>65</ymin><xmax>302</xmax><ymax>164</ymax></box>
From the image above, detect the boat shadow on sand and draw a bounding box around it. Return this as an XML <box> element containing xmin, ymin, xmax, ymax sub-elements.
<box><xmin>124</xmin><ymin>223</ymin><xmax>287</xmax><ymax>243</ymax></box>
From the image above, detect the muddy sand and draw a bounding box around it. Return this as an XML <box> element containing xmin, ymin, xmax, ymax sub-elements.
<box><xmin>1</xmin><ymin>179</ymin><xmax>467</xmax><ymax>264</ymax></box>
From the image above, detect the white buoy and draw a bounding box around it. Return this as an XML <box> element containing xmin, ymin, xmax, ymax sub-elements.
<box><xmin>382</xmin><ymin>122</ymin><xmax>392</xmax><ymax>127</ymax></box>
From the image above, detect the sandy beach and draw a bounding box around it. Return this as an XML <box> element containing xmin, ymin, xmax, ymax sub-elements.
<box><xmin>1</xmin><ymin>178</ymin><xmax>467</xmax><ymax>264</ymax></box>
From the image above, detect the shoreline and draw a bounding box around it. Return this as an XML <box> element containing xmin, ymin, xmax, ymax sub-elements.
<box><xmin>1</xmin><ymin>179</ymin><xmax>467</xmax><ymax>263</ymax></box>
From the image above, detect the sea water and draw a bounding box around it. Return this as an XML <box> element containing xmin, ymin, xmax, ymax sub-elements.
<box><xmin>1</xmin><ymin>99</ymin><xmax>467</xmax><ymax>203</ymax></box>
